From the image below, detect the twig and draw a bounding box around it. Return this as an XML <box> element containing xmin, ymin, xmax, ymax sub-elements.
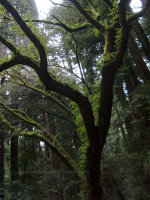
<box><xmin>71</xmin><ymin>34</ymin><xmax>92</xmax><ymax>94</ymax></box>
<box><xmin>49</xmin><ymin>0</ymin><xmax>74</xmax><ymax>8</ymax></box>
<box><xmin>49</xmin><ymin>63</ymin><xmax>83</xmax><ymax>81</ymax></box>
<box><xmin>2</xmin><ymin>14</ymin><xmax>91</xmax><ymax>33</ymax></box>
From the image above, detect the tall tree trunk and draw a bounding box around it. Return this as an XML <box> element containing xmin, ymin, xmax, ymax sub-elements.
<box><xmin>128</xmin><ymin>36</ymin><xmax>150</xmax><ymax>83</ymax></box>
<box><xmin>0</xmin><ymin>130</ymin><xmax>4</xmax><ymax>200</ymax></box>
<box><xmin>44</xmin><ymin>100</ymin><xmax>62</xmax><ymax>199</ymax></box>
<box><xmin>11</xmin><ymin>133</ymin><xmax>19</xmax><ymax>200</ymax></box>
<box><xmin>84</xmin><ymin>20</ymin><xmax>130</xmax><ymax>198</ymax></box>
<box><xmin>85</xmin><ymin>140</ymin><xmax>102</xmax><ymax>200</ymax></box>
<box><xmin>140</xmin><ymin>0</ymin><xmax>150</xmax><ymax>18</ymax></box>
<box><xmin>48</xmin><ymin>122</ymin><xmax>58</xmax><ymax>169</ymax></box>
<box><xmin>124</xmin><ymin>68</ymin><xmax>150</xmax><ymax>140</ymax></box>
<box><xmin>84</xmin><ymin>63</ymin><xmax>117</xmax><ymax>200</ymax></box>
<box><xmin>114</xmin><ymin>76</ymin><xmax>133</xmax><ymax>136</ymax></box>
<box><xmin>11</xmin><ymin>134</ymin><xmax>19</xmax><ymax>181</ymax></box>
<box><xmin>10</xmin><ymin>103</ymin><xmax>19</xmax><ymax>199</ymax></box>
<box><xmin>22</xmin><ymin>138</ymin><xmax>28</xmax><ymax>184</ymax></box>
<box><xmin>135</xmin><ymin>22</ymin><xmax>150</xmax><ymax>61</ymax></box>
<box><xmin>124</xmin><ymin>66</ymin><xmax>139</xmax><ymax>99</ymax></box>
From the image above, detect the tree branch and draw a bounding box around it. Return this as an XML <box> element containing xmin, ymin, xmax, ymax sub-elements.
<box><xmin>71</xmin><ymin>34</ymin><xmax>92</xmax><ymax>94</ymax></box>
<box><xmin>69</xmin><ymin>0</ymin><xmax>104</xmax><ymax>31</ymax></box>
<box><xmin>36</xmin><ymin>105</ymin><xmax>76</xmax><ymax>126</ymax></box>
<box><xmin>49</xmin><ymin>0</ymin><xmax>74</xmax><ymax>8</ymax></box>
<box><xmin>0</xmin><ymin>33</ymin><xmax>19</xmax><ymax>54</ymax></box>
<box><xmin>6</xmin><ymin>71</ymin><xmax>73</xmax><ymax>115</ymax></box>
<box><xmin>2</xmin><ymin>15</ymin><xmax>91</xmax><ymax>33</ymax></box>
<box><xmin>0</xmin><ymin>55</ymin><xmax>39</xmax><ymax>72</ymax></box>
<box><xmin>51</xmin><ymin>63</ymin><xmax>83</xmax><ymax>80</ymax></box>
<box><xmin>103</xmin><ymin>0</ymin><xmax>113</xmax><ymax>9</ymax></box>
<box><xmin>0</xmin><ymin>0</ymin><xmax>97</xmax><ymax>148</ymax></box>
<box><xmin>0</xmin><ymin>110</ymin><xmax>79</xmax><ymax>176</ymax></box>
<box><xmin>86</xmin><ymin>0</ymin><xmax>96</xmax><ymax>13</ymax></box>
<box><xmin>0</xmin><ymin>0</ymin><xmax>47</xmax><ymax>70</ymax></box>
<box><xmin>128</xmin><ymin>3</ymin><xmax>150</xmax><ymax>24</ymax></box>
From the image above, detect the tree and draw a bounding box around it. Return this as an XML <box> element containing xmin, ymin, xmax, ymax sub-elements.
<box><xmin>0</xmin><ymin>126</ymin><xmax>4</xmax><ymax>200</ymax></box>
<box><xmin>0</xmin><ymin>0</ymin><xmax>150</xmax><ymax>199</ymax></box>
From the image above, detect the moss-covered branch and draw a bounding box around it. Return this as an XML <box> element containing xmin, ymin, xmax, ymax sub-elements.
<box><xmin>0</xmin><ymin>109</ymin><xmax>79</xmax><ymax>177</ymax></box>
<box><xmin>0</xmin><ymin>102</ymin><xmax>56</xmax><ymax>140</ymax></box>
<box><xmin>6</xmin><ymin>72</ymin><xmax>72</xmax><ymax>115</ymax></box>
<box><xmin>0</xmin><ymin>0</ymin><xmax>47</xmax><ymax>70</ymax></box>
<box><xmin>0</xmin><ymin>54</ymin><xmax>39</xmax><ymax>72</ymax></box>
<box><xmin>69</xmin><ymin>0</ymin><xmax>105</xmax><ymax>31</ymax></box>
<box><xmin>0</xmin><ymin>34</ymin><xmax>19</xmax><ymax>54</ymax></box>
<box><xmin>2</xmin><ymin>14</ymin><xmax>91</xmax><ymax>33</ymax></box>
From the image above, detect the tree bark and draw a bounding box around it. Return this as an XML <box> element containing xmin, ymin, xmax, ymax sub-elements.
<box><xmin>11</xmin><ymin>134</ymin><xmax>19</xmax><ymax>181</ymax></box>
<box><xmin>0</xmin><ymin>131</ymin><xmax>4</xmax><ymax>200</ymax></box>
<box><xmin>85</xmin><ymin>144</ymin><xmax>102</xmax><ymax>200</ymax></box>
<box><xmin>140</xmin><ymin>0</ymin><xmax>150</xmax><ymax>18</ymax></box>
<box><xmin>11</xmin><ymin>133</ymin><xmax>19</xmax><ymax>200</ymax></box>
<box><xmin>84</xmin><ymin>62</ymin><xmax>122</xmax><ymax>200</ymax></box>
<box><xmin>135</xmin><ymin>22</ymin><xmax>150</xmax><ymax>61</ymax></box>
<box><xmin>124</xmin><ymin>67</ymin><xmax>150</xmax><ymax>140</ymax></box>
<box><xmin>128</xmin><ymin>35</ymin><xmax>150</xmax><ymax>83</ymax></box>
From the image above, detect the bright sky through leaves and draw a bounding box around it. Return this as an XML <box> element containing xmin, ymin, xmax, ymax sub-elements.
<box><xmin>35</xmin><ymin>0</ymin><xmax>142</xmax><ymax>19</ymax></box>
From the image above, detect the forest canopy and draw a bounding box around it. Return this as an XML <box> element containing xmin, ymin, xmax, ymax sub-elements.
<box><xmin>0</xmin><ymin>0</ymin><xmax>150</xmax><ymax>199</ymax></box>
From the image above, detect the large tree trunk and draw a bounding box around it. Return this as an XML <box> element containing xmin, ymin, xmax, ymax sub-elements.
<box><xmin>85</xmin><ymin>143</ymin><xmax>102</xmax><ymax>200</ymax></box>
<box><xmin>85</xmin><ymin>64</ymin><xmax>117</xmax><ymax>200</ymax></box>
<box><xmin>44</xmin><ymin>102</ymin><xmax>62</xmax><ymax>199</ymax></box>
<box><xmin>0</xmin><ymin>129</ymin><xmax>4</xmax><ymax>200</ymax></box>
<box><xmin>84</xmin><ymin>17</ymin><xmax>130</xmax><ymax>198</ymax></box>
<box><xmin>115</xmin><ymin>76</ymin><xmax>131</xmax><ymax>134</ymax></box>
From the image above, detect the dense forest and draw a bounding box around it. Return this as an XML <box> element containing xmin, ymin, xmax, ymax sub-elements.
<box><xmin>0</xmin><ymin>0</ymin><xmax>150</xmax><ymax>199</ymax></box>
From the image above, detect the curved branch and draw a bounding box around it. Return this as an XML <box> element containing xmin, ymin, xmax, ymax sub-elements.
<box><xmin>0</xmin><ymin>0</ymin><xmax>97</xmax><ymax>149</ymax></box>
<box><xmin>0</xmin><ymin>0</ymin><xmax>47</xmax><ymax>70</ymax></box>
<box><xmin>2</xmin><ymin>15</ymin><xmax>91</xmax><ymax>33</ymax></box>
<box><xmin>0</xmin><ymin>55</ymin><xmax>39</xmax><ymax>72</ymax></box>
<box><xmin>0</xmin><ymin>34</ymin><xmax>39</xmax><ymax>73</ymax></box>
<box><xmin>0</xmin><ymin>33</ymin><xmax>18</xmax><ymax>54</ymax></box>
<box><xmin>0</xmin><ymin>42</ymin><xmax>96</xmax><ymax>146</ymax></box>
